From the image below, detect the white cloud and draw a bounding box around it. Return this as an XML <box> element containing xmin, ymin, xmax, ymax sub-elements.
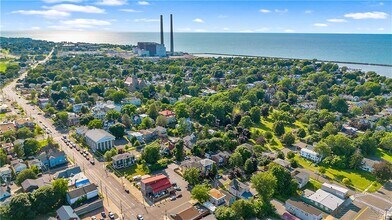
<box><xmin>119</xmin><ymin>8</ymin><xmax>142</xmax><ymax>13</ymax></box>
<box><xmin>284</xmin><ymin>29</ymin><xmax>295</xmax><ymax>33</ymax></box>
<box><xmin>96</xmin><ymin>0</ymin><xmax>127</xmax><ymax>6</ymax></box>
<box><xmin>11</xmin><ymin>9</ymin><xmax>70</xmax><ymax>19</ymax></box>
<box><xmin>133</xmin><ymin>18</ymin><xmax>159</xmax><ymax>22</ymax></box>
<box><xmin>275</xmin><ymin>9</ymin><xmax>288</xmax><ymax>14</ymax></box>
<box><xmin>314</xmin><ymin>23</ymin><xmax>328</xmax><ymax>27</ymax></box>
<box><xmin>43</xmin><ymin>0</ymin><xmax>82</xmax><ymax>3</ymax></box>
<box><xmin>31</xmin><ymin>26</ymin><xmax>41</xmax><ymax>30</ymax></box>
<box><xmin>60</xmin><ymin>18</ymin><xmax>111</xmax><ymax>28</ymax></box>
<box><xmin>222</xmin><ymin>27</ymin><xmax>230</xmax><ymax>31</ymax></box>
<box><xmin>48</xmin><ymin>4</ymin><xmax>105</xmax><ymax>13</ymax></box>
<box><xmin>305</xmin><ymin>10</ymin><xmax>313</xmax><ymax>14</ymax></box>
<box><xmin>193</xmin><ymin>18</ymin><xmax>204</xmax><ymax>23</ymax></box>
<box><xmin>379</xmin><ymin>2</ymin><xmax>384</xmax><ymax>6</ymax></box>
<box><xmin>344</xmin><ymin>11</ymin><xmax>388</xmax><ymax>19</ymax></box>
<box><xmin>259</xmin><ymin>9</ymin><xmax>271</xmax><ymax>13</ymax></box>
<box><xmin>327</xmin><ymin>18</ymin><xmax>347</xmax><ymax>23</ymax></box>
<box><xmin>378</xmin><ymin>27</ymin><xmax>385</xmax><ymax>31</ymax></box>
<box><xmin>137</xmin><ymin>1</ymin><xmax>150</xmax><ymax>5</ymax></box>
<box><xmin>255</xmin><ymin>27</ymin><xmax>270</xmax><ymax>32</ymax></box>
<box><xmin>177</xmin><ymin>27</ymin><xmax>191</xmax><ymax>32</ymax></box>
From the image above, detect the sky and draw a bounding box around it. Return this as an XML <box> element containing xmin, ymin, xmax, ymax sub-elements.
<box><xmin>1</xmin><ymin>0</ymin><xmax>391</xmax><ymax>33</ymax></box>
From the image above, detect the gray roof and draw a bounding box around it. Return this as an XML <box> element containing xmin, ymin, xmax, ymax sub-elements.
<box><xmin>112</xmin><ymin>152</ymin><xmax>133</xmax><ymax>161</ymax></box>
<box><xmin>85</xmin><ymin>129</ymin><xmax>115</xmax><ymax>143</ymax></box>
<box><xmin>67</xmin><ymin>183</ymin><xmax>97</xmax><ymax>199</ymax></box>
<box><xmin>295</xmin><ymin>171</ymin><xmax>310</xmax><ymax>180</ymax></box>
<box><xmin>200</xmin><ymin>158</ymin><xmax>215</xmax><ymax>167</ymax></box>
<box><xmin>56</xmin><ymin>205</ymin><xmax>80</xmax><ymax>220</ymax></box>
<box><xmin>306</xmin><ymin>189</ymin><xmax>345</xmax><ymax>211</ymax></box>
<box><xmin>55</xmin><ymin>166</ymin><xmax>81</xmax><ymax>179</ymax></box>
<box><xmin>273</xmin><ymin>158</ymin><xmax>291</xmax><ymax>168</ymax></box>
<box><xmin>286</xmin><ymin>198</ymin><xmax>323</xmax><ymax>216</ymax></box>
<box><xmin>230</xmin><ymin>179</ymin><xmax>248</xmax><ymax>191</ymax></box>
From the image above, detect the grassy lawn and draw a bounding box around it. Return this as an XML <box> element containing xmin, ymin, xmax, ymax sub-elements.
<box><xmin>0</xmin><ymin>112</ymin><xmax>6</xmax><ymax>120</ymax></box>
<box><xmin>295</xmin><ymin>155</ymin><xmax>380</xmax><ymax>192</ymax></box>
<box><xmin>0</xmin><ymin>61</ymin><xmax>7</xmax><ymax>72</ymax></box>
<box><xmin>305</xmin><ymin>178</ymin><xmax>323</xmax><ymax>191</ymax></box>
<box><xmin>109</xmin><ymin>164</ymin><xmax>147</xmax><ymax>178</ymax></box>
<box><xmin>38</xmin><ymin>139</ymin><xmax>48</xmax><ymax>148</ymax></box>
<box><xmin>375</xmin><ymin>148</ymin><xmax>392</xmax><ymax>163</ymax></box>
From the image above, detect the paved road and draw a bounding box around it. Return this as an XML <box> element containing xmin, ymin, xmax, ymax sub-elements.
<box><xmin>1</xmin><ymin>49</ymin><xmax>164</xmax><ymax>219</ymax></box>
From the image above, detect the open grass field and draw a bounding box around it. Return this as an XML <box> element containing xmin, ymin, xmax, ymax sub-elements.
<box><xmin>0</xmin><ymin>61</ymin><xmax>7</xmax><ymax>72</ymax></box>
<box><xmin>375</xmin><ymin>148</ymin><xmax>392</xmax><ymax>163</ymax></box>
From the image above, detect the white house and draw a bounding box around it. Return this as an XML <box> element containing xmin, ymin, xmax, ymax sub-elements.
<box><xmin>66</xmin><ymin>183</ymin><xmax>98</xmax><ymax>205</ymax></box>
<box><xmin>85</xmin><ymin>129</ymin><xmax>115</xmax><ymax>152</ymax></box>
<box><xmin>72</xmin><ymin>103</ymin><xmax>88</xmax><ymax>113</ymax></box>
<box><xmin>228</xmin><ymin>179</ymin><xmax>254</xmax><ymax>200</ymax></box>
<box><xmin>294</xmin><ymin>171</ymin><xmax>310</xmax><ymax>189</ymax></box>
<box><xmin>300</xmin><ymin>148</ymin><xmax>322</xmax><ymax>163</ymax></box>
<box><xmin>209</xmin><ymin>188</ymin><xmax>226</xmax><ymax>206</ymax></box>
<box><xmin>112</xmin><ymin>153</ymin><xmax>136</xmax><ymax>169</ymax></box>
<box><xmin>360</xmin><ymin>158</ymin><xmax>380</xmax><ymax>173</ymax></box>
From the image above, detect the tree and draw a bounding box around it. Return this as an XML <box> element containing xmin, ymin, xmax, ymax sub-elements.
<box><xmin>109</xmin><ymin>123</ymin><xmax>125</xmax><ymax>138</ymax></box>
<box><xmin>88</xmin><ymin>119</ymin><xmax>103</xmax><ymax>129</ymax></box>
<box><xmin>121</xmin><ymin>104</ymin><xmax>137</xmax><ymax>116</ymax></box>
<box><xmin>142</xmin><ymin>143</ymin><xmax>160</xmax><ymax>164</ymax></box>
<box><xmin>269</xmin><ymin>163</ymin><xmax>298</xmax><ymax>196</ymax></box>
<box><xmin>156</xmin><ymin>115</ymin><xmax>168</xmax><ymax>127</ymax></box>
<box><xmin>349</xmin><ymin>150</ymin><xmax>363</xmax><ymax>169</ymax></box>
<box><xmin>56</xmin><ymin>111</ymin><xmax>68</xmax><ymax>125</ymax></box>
<box><xmin>175</xmin><ymin>140</ymin><xmax>184</xmax><ymax>162</ymax></box>
<box><xmin>282</xmin><ymin>132</ymin><xmax>295</xmax><ymax>147</ymax></box>
<box><xmin>16</xmin><ymin>169</ymin><xmax>37</xmax><ymax>186</ymax></box>
<box><xmin>23</xmin><ymin>138</ymin><xmax>39</xmax><ymax>157</ymax></box>
<box><xmin>106</xmin><ymin>110</ymin><xmax>121</xmax><ymax>122</ymax></box>
<box><xmin>8</xmin><ymin>193</ymin><xmax>34</xmax><ymax>220</ymax></box>
<box><xmin>249</xmin><ymin>106</ymin><xmax>261</xmax><ymax>123</ymax></box>
<box><xmin>175</xmin><ymin>103</ymin><xmax>189</xmax><ymax>119</ymax></box>
<box><xmin>239</xmin><ymin>115</ymin><xmax>253</xmax><ymax>128</ymax></box>
<box><xmin>111</xmin><ymin>91</ymin><xmax>127</xmax><ymax>104</ymax></box>
<box><xmin>251</xmin><ymin>172</ymin><xmax>277</xmax><ymax>201</ymax></box>
<box><xmin>318</xmin><ymin>167</ymin><xmax>326</xmax><ymax>176</ymax></box>
<box><xmin>32</xmin><ymin>186</ymin><xmax>56</xmax><ymax>214</ymax></box>
<box><xmin>323</xmin><ymin>134</ymin><xmax>354</xmax><ymax>158</ymax></box>
<box><xmin>317</xmin><ymin>95</ymin><xmax>331</xmax><ymax>110</ymax></box>
<box><xmin>273</xmin><ymin>121</ymin><xmax>285</xmax><ymax>136</ymax></box>
<box><xmin>286</xmin><ymin>151</ymin><xmax>295</xmax><ymax>159</ymax></box>
<box><xmin>147</xmin><ymin>103</ymin><xmax>159</xmax><ymax>119</ymax></box>
<box><xmin>331</xmin><ymin>96</ymin><xmax>348</xmax><ymax>113</ymax></box>
<box><xmin>104</xmin><ymin>148</ymin><xmax>118</xmax><ymax>162</ymax></box>
<box><xmin>380</xmin><ymin>133</ymin><xmax>392</xmax><ymax>151</ymax></box>
<box><xmin>297</xmin><ymin>128</ymin><xmax>306</xmax><ymax>138</ymax></box>
<box><xmin>177</xmin><ymin>118</ymin><xmax>192</xmax><ymax>136</ymax></box>
<box><xmin>372</xmin><ymin>161</ymin><xmax>392</xmax><ymax>181</ymax></box>
<box><xmin>52</xmin><ymin>178</ymin><xmax>68</xmax><ymax>205</ymax></box>
<box><xmin>231</xmin><ymin>199</ymin><xmax>256</xmax><ymax>219</ymax></box>
<box><xmin>314</xmin><ymin>142</ymin><xmax>331</xmax><ymax>158</ymax></box>
<box><xmin>121</xmin><ymin>114</ymin><xmax>132</xmax><ymax>128</ymax></box>
<box><xmin>244</xmin><ymin>158</ymin><xmax>257</xmax><ymax>175</ymax></box>
<box><xmin>191</xmin><ymin>184</ymin><xmax>210</xmax><ymax>203</ymax></box>
<box><xmin>0</xmin><ymin>149</ymin><xmax>7</xmax><ymax>167</ymax></box>
<box><xmin>16</xmin><ymin>127</ymin><xmax>34</xmax><ymax>139</ymax></box>
<box><xmin>342</xmin><ymin>178</ymin><xmax>351</xmax><ymax>186</ymax></box>
<box><xmin>183</xmin><ymin>167</ymin><xmax>200</xmax><ymax>186</ymax></box>
<box><xmin>229</xmin><ymin>152</ymin><xmax>244</xmax><ymax>167</ymax></box>
<box><xmin>79</xmin><ymin>114</ymin><xmax>94</xmax><ymax>125</ymax></box>
<box><xmin>140</xmin><ymin>117</ymin><xmax>153</xmax><ymax>129</ymax></box>
<box><xmin>215</xmin><ymin>206</ymin><xmax>237</xmax><ymax>220</ymax></box>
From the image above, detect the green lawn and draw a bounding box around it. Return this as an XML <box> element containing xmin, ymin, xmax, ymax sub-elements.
<box><xmin>305</xmin><ymin>178</ymin><xmax>322</xmax><ymax>191</ymax></box>
<box><xmin>375</xmin><ymin>148</ymin><xmax>392</xmax><ymax>163</ymax></box>
<box><xmin>295</xmin><ymin>155</ymin><xmax>381</xmax><ymax>192</ymax></box>
<box><xmin>0</xmin><ymin>61</ymin><xmax>7</xmax><ymax>72</ymax></box>
<box><xmin>109</xmin><ymin>164</ymin><xmax>147</xmax><ymax>178</ymax></box>
<box><xmin>0</xmin><ymin>113</ymin><xmax>6</xmax><ymax>120</ymax></box>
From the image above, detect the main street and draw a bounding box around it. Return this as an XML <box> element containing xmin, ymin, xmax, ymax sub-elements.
<box><xmin>1</xmin><ymin>49</ymin><xmax>164</xmax><ymax>219</ymax></box>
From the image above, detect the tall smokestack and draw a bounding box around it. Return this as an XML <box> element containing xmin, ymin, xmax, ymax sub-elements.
<box><xmin>170</xmin><ymin>14</ymin><xmax>174</xmax><ymax>55</ymax></box>
<box><xmin>160</xmin><ymin>15</ymin><xmax>164</xmax><ymax>45</ymax></box>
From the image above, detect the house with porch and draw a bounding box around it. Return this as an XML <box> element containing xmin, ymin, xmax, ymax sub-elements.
<box><xmin>111</xmin><ymin>152</ymin><xmax>136</xmax><ymax>169</ymax></box>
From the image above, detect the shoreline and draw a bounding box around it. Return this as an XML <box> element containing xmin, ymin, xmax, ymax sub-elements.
<box><xmin>191</xmin><ymin>53</ymin><xmax>392</xmax><ymax>67</ymax></box>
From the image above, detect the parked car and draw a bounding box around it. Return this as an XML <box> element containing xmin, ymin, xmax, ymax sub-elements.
<box><xmin>101</xmin><ymin>212</ymin><xmax>106</xmax><ymax>218</ymax></box>
<box><xmin>108</xmin><ymin>212</ymin><xmax>115</xmax><ymax>219</ymax></box>
<box><xmin>137</xmin><ymin>214</ymin><xmax>144</xmax><ymax>220</ymax></box>
<box><xmin>90</xmin><ymin>160</ymin><xmax>95</xmax><ymax>165</ymax></box>
<box><xmin>125</xmin><ymin>189</ymin><xmax>130</xmax><ymax>193</ymax></box>
<box><xmin>176</xmin><ymin>194</ymin><xmax>182</xmax><ymax>198</ymax></box>
<box><xmin>174</xmin><ymin>186</ymin><xmax>181</xmax><ymax>191</ymax></box>
<box><xmin>170</xmin><ymin>196</ymin><xmax>176</xmax><ymax>201</ymax></box>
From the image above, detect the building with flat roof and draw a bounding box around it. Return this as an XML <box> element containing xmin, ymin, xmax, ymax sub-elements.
<box><xmin>209</xmin><ymin>188</ymin><xmax>226</xmax><ymax>206</ymax></box>
<box><xmin>174</xmin><ymin>204</ymin><xmax>210</xmax><ymax>220</ymax></box>
<box><xmin>136</xmin><ymin>42</ymin><xmax>166</xmax><ymax>57</ymax></box>
<box><xmin>286</xmin><ymin>198</ymin><xmax>323</xmax><ymax>220</ymax></box>
<box><xmin>56</xmin><ymin>205</ymin><xmax>80</xmax><ymax>220</ymax></box>
<box><xmin>300</xmin><ymin>148</ymin><xmax>322</xmax><ymax>163</ymax></box>
<box><xmin>84</xmin><ymin>129</ymin><xmax>115</xmax><ymax>152</ymax></box>
<box><xmin>141</xmin><ymin>174</ymin><xmax>173</xmax><ymax>202</ymax></box>
<box><xmin>302</xmin><ymin>189</ymin><xmax>345</xmax><ymax>214</ymax></box>
<box><xmin>321</xmin><ymin>183</ymin><xmax>349</xmax><ymax>199</ymax></box>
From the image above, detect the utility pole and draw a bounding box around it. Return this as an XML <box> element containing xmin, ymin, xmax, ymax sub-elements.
<box><xmin>105</xmin><ymin>186</ymin><xmax>109</xmax><ymax>206</ymax></box>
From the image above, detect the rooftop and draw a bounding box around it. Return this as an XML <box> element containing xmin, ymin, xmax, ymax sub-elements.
<box><xmin>307</xmin><ymin>189</ymin><xmax>345</xmax><ymax>211</ymax></box>
<box><xmin>286</xmin><ymin>198</ymin><xmax>323</xmax><ymax>216</ymax></box>
<box><xmin>85</xmin><ymin>129</ymin><xmax>115</xmax><ymax>143</ymax></box>
<box><xmin>67</xmin><ymin>183</ymin><xmax>98</xmax><ymax>199</ymax></box>
<box><xmin>209</xmin><ymin>188</ymin><xmax>225</xmax><ymax>200</ymax></box>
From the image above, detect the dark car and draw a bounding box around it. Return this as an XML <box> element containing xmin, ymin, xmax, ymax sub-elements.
<box><xmin>176</xmin><ymin>194</ymin><xmax>182</xmax><ymax>198</ymax></box>
<box><xmin>125</xmin><ymin>189</ymin><xmax>130</xmax><ymax>193</ymax></box>
<box><xmin>90</xmin><ymin>160</ymin><xmax>95</xmax><ymax>165</ymax></box>
<box><xmin>101</xmin><ymin>212</ymin><xmax>106</xmax><ymax>218</ymax></box>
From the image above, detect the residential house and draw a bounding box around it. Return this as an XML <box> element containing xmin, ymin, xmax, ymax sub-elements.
<box><xmin>27</xmin><ymin>159</ymin><xmax>43</xmax><ymax>170</ymax></box>
<box><xmin>174</xmin><ymin>204</ymin><xmax>210</xmax><ymax>220</ymax></box>
<box><xmin>273</xmin><ymin>158</ymin><xmax>291</xmax><ymax>169</ymax></box>
<box><xmin>14</xmin><ymin>118</ymin><xmax>35</xmax><ymax>129</ymax></box>
<box><xmin>111</xmin><ymin>152</ymin><xmax>136</xmax><ymax>169</ymax></box>
<box><xmin>0</xmin><ymin>186</ymin><xmax>11</xmax><ymax>201</ymax></box>
<box><xmin>67</xmin><ymin>113</ymin><xmax>80</xmax><ymax>126</ymax></box>
<box><xmin>360</xmin><ymin>158</ymin><xmax>380</xmax><ymax>173</ymax></box>
<box><xmin>38</xmin><ymin>98</ymin><xmax>50</xmax><ymax>109</ymax></box>
<box><xmin>183</xmin><ymin>133</ymin><xmax>197</xmax><ymax>150</ymax></box>
<box><xmin>300</xmin><ymin>148</ymin><xmax>322</xmax><ymax>163</ymax></box>
<box><xmin>75</xmin><ymin>126</ymin><xmax>88</xmax><ymax>136</ymax></box>
<box><xmin>139</xmin><ymin>128</ymin><xmax>158</xmax><ymax>143</ymax></box>
<box><xmin>127</xmin><ymin>131</ymin><xmax>144</xmax><ymax>143</ymax></box>
<box><xmin>321</xmin><ymin>183</ymin><xmax>348</xmax><ymax>199</ymax></box>
<box><xmin>282</xmin><ymin>212</ymin><xmax>301</xmax><ymax>220</ymax></box>
<box><xmin>141</xmin><ymin>174</ymin><xmax>173</xmax><ymax>202</ymax></box>
<box><xmin>68</xmin><ymin>173</ymin><xmax>90</xmax><ymax>188</ymax></box>
<box><xmin>159</xmin><ymin>110</ymin><xmax>176</xmax><ymax>124</ymax></box>
<box><xmin>200</xmin><ymin>159</ymin><xmax>215</xmax><ymax>176</ymax></box>
<box><xmin>72</xmin><ymin>103</ymin><xmax>88</xmax><ymax>113</ymax></box>
<box><xmin>180</xmin><ymin>156</ymin><xmax>203</xmax><ymax>171</ymax></box>
<box><xmin>11</xmin><ymin>160</ymin><xmax>27</xmax><ymax>174</ymax></box>
<box><xmin>293</xmin><ymin>142</ymin><xmax>309</xmax><ymax>151</ymax></box>
<box><xmin>155</xmin><ymin>126</ymin><xmax>167</xmax><ymax>137</ymax></box>
<box><xmin>294</xmin><ymin>171</ymin><xmax>310</xmax><ymax>189</ymax></box>
<box><xmin>37</xmin><ymin>148</ymin><xmax>67</xmax><ymax>168</ymax></box>
<box><xmin>55</xmin><ymin>166</ymin><xmax>82</xmax><ymax>179</ymax></box>
<box><xmin>21</xmin><ymin>174</ymin><xmax>52</xmax><ymax>192</ymax></box>
<box><xmin>209</xmin><ymin>188</ymin><xmax>226</xmax><ymax>206</ymax></box>
<box><xmin>56</xmin><ymin>205</ymin><xmax>80</xmax><ymax>220</ymax></box>
<box><xmin>0</xmin><ymin>123</ymin><xmax>16</xmax><ymax>136</ymax></box>
<box><xmin>0</xmin><ymin>166</ymin><xmax>12</xmax><ymax>182</ymax></box>
<box><xmin>220</xmin><ymin>190</ymin><xmax>236</xmax><ymax>206</ymax></box>
<box><xmin>210</xmin><ymin>151</ymin><xmax>230</xmax><ymax>167</ymax></box>
<box><xmin>121</xmin><ymin>97</ymin><xmax>142</xmax><ymax>106</ymax></box>
<box><xmin>1</xmin><ymin>143</ymin><xmax>13</xmax><ymax>155</ymax></box>
<box><xmin>302</xmin><ymin>189</ymin><xmax>345</xmax><ymax>214</ymax></box>
<box><xmin>66</xmin><ymin>183</ymin><xmax>99</xmax><ymax>205</ymax></box>
<box><xmin>84</xmin><ymin>129</ymin><xmax>115</xmax><ymax>152</ymax></box>
<box><xmin>285</xmin><ymin>198</ymin><xmax>323</xmax><ymax>220</ymax></box>
<box><xmin>228</xmin><ymin>179</ymin><xmax>254</xmax><ymax>200</ymax></box>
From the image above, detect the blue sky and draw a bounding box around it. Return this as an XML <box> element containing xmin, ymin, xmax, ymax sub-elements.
<box><xmin>1</xmin><ymin>0</ymin><xmax>391</xmax><ymax>33</ymax></box>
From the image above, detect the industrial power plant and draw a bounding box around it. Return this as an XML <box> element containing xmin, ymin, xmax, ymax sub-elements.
<box><xmin>134</xmin><ymin>14</ymin><xmax>174</xmax><ymax>57</ymax></box>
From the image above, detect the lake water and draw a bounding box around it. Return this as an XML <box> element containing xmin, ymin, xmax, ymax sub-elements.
<box><xmin>2</xmin><ymin>31</ymin><xmax>392</xmax><ymax>77</ymax></box>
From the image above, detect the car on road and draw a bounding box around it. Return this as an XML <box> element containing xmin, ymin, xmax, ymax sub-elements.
<box><xmin>170</xmin><ymin>196</ymin><xmax>176</xmax><ymax>201</ymax></box>
<box><xmin>108</xmin><ymin>212</ymin><xmax>115</xmax><ymax>219</ymax></box>
<box><xmin>90</xmin><ymin>160</ymin><xmax>95</xmax><ymax>165</ymax></box>
<box><xmin>101</xmin><ymin>212</ymin><xmax>106</xmax><ymax>218</ymax></box>
<box><xmin>137</xmin><ymin>214</ymin><xmax>144</xmax><ymax>220</ymax></box>
<box><xmin>91</xmin><ymin>217</ymin><xmax>97</xmax><ymax>220</ymax></box>
<box><xmin>125</xmin><ymin>189</ymin><xmax>129</xmax><ymax>193</ymax></box>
